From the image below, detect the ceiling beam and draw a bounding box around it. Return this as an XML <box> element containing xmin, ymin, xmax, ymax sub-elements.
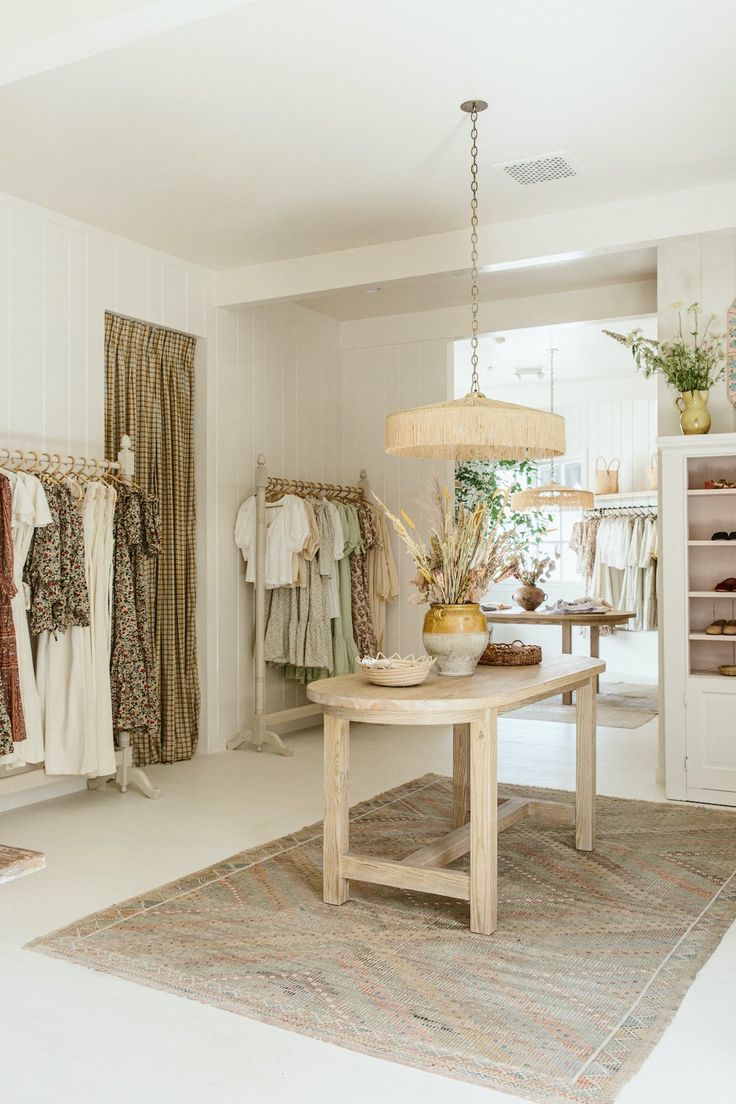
<box><xmin>215</xmin><ymin>180</ymin><xmax>736</xmax><ymax>307</ymax></box>
<box><xmin>0</xmin><ymin>0</ymin><xmax>258</xmax><ymax>87</ymax></box>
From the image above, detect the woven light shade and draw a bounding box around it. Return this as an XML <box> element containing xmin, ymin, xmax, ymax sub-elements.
<box><xmin>385</xmin><ymin>391</ymin><xmax>566</xmax><ymax>461</ymax></box>
<box><xmin>510</xmin><ymin>482</ymin><xmax>594</xmax><ymax>511</ymax></box>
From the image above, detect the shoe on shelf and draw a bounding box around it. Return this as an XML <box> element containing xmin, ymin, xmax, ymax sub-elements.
<box><xmin>712</xmin><ymin>531</ymin><xmax>729</xmax><ymax>540</ymax></box>
<box><xmin>706</xmin><ymin>620</ymin><xmax>727</xmax><ymax>634</ymax></box>
<box><xmin>705</xmin><ymin>479</ymin><xmax>736</xmax><ymax>489</ymax></box>
<box><xmin>730</xmin><ymin>533</ymin><xmax>736</xmax><ymax>540</ymax></box>
<box><xmin>724</xmin><ymin>620</ymin><xmax>736</xmax><ymax>636</ymax></box>
<box><xmin>715</xmin><ymin>578</ymin><xmax>736</xmax><ymax>592</ymax></box>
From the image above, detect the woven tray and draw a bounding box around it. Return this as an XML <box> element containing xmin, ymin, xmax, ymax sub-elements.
<box><xmin>358</xmin><ymin>654</ymin><xmax>435</xmax><ymax>686</ymax></box>
<box><xmin>479</xmin><ymin>639</ymin><xmax>542</xmax><ymax>666</ymax></box>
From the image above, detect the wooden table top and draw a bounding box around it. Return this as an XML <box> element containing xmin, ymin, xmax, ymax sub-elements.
<box><xmin>308</xmin><ymin>655</ymin><xmax>604</xmax><ymax>721</ymax></box>
<box><xmin>484</xmin><ymin>608</ymin><xmax>635</xmax><ymax>627</ymax></box>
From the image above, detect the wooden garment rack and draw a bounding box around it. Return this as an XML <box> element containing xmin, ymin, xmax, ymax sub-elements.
<box><xmin>0</xmin><ymin>435</ymin><xmax>160</xmax><ymax>801</ymax></box>
<box><xmin>228</xmin><ymin>454</ymin><xmax>368</xmax><ymax>758</ymax></box>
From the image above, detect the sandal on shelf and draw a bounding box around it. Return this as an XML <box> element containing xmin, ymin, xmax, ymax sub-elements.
<box><xmin>724</xmin><ymin>620</ymin><xmax>736</xmax><ymax>636</ymax></box>
<box><xmin>715</xmin><ymin>578</ymin><xmax>736</xmax><ymax>592</ymax></box>
<box><xmin>705</xmin><ymin>620</ymin><xmax>727</xmax><ymax>635</ymax></box>
<box><xmin>712</xmin><ymin>531</ymin><xmax>730</xmax><ymax>540</ymax></box>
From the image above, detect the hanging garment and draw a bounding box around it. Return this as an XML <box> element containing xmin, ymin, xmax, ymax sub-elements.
<box><xmin>110</xmin><ymin>486</ymin><xmax>162</xmax><ymax>767</ymax></box>
<box><xmin>234</xmin><ymin>493</ymin><xmax>311</xmax><ymax>588</ymax></box>
<box><xmin>350</xmin><ymin>502</ymin><xmax>379</xmax><ymax>661</ymax></box>
<box><xmin>0</xmin><ymin>474</ymin><xmax>23</xmax><ymax>755</ymax></box>
<box><xmin>331</xmin><ymin>503</ymin><xmax>361</xmax><ymax>675</ymax></box>
<box><xmin>2</xmin><ymin>470</ymin><xmax>52</xmax><ymax>765</ymax></box>
<box><xmin>83</xmin><ymin>482</ymin><xmax>117</xmax><ymax>778</ymax></box>
<box><xmin>570</xmin><ymin>516</ymin><xmax>600</xmax><ymax>589</ymax></box>
<box><xmin>641</xmin><ymin>518</ymin><xmax>659</xmax><ymax>632</ymax></box>
<box><xmin>368</xmin><ymin>506</ymin><xmax>399</xmax><ymax>653</ymax></box>
<box><xmin>325</xmin><ymin>500</ymin><xmax>345</xmax><ymax>619</ymax></box>
<box><xmin>33</xmin><ymin>479</ymin><xmax>97</xmax><ymax>776</ymax></box>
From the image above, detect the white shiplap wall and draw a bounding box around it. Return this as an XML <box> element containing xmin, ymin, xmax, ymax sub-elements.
<box><xmin>212</xmin><ymin>302</ymin><xmax>341</xmax><ymax>750</ymax></box>
<box><xmin>0</xmin><ymin>192</ymin><xmax>209</xmax><ymax>454</ymax></box>
<box><xmin>340</xmin><ymin>340</ymin><xmax>453</xmax><ymax>656</ymax></box>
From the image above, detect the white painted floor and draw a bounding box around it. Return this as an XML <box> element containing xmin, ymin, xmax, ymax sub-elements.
<box><xmin>2</xmin><ymin>701</ymin><xmax>736</xmax><ymax>1104</ymax></box>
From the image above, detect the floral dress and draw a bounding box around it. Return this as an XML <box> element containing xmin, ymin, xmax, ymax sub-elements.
<box><xmin>110</xmin><ymin>487</ymin><xmax>162</xmax><ymax>766</ymax></box>
<box><xmin>350</xmin><ymin>501</ymin><xmax>379</xmax><ymax>660</ymax></box>
<box><xmin>0</xmin><ymin>475</ymin><xmax>22</xmax><ymax>754</ymax></box>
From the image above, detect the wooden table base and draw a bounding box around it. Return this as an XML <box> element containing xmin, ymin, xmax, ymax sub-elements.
<box><xmin>313</xmin><ymin>662</ymin><xmax>600</xmax><ymax>936</ymax></box>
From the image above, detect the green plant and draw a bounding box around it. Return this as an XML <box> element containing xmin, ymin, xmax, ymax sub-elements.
<box><xmin>604</xmin><ymin>302</ymin><xmax>726</xmax><ymax>393</ymax></box>
<box><xmin>454</xmin><ymin>459</ymin><xmax>554</xmax><ymax>553</ymax></box>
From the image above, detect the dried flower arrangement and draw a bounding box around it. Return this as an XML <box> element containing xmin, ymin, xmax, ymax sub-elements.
<box><xmin>375</xmin><ymin>476</ymin><xmax>516</xmax><ymax>606</ymax></box>
<box><xmin>509</xmin><ymin>549</ymin><xmax>558</xmax><ymax>587</ymax></box>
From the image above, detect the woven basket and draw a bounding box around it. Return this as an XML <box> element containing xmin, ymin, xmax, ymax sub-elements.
<box><xmin>358</xmin><ymin>654</ymin><xmax>435</xmax><ymax>686</ymax></box>
<box><xmin>479</xmin><ymin>639</ymin><xmax>542</xmax><ymax>667</ymax></box>
<box><xmin>594</xmin><ymin>456</ymin><xmax>620</xmax><ymax>495</ymax></box>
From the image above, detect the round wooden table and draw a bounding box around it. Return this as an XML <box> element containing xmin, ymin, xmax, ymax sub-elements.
<box><xmin>307</xmin><ymin>655</ymin><xmax>604</xmax><ymax>936</ymax></box>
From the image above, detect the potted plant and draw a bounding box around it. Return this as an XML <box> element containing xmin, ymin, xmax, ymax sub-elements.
<box><xmin>509</xmin><ymin>550</ymin><xmax>558</xmax><ymax>611</ymax></box>
<box><xmin>376</xmin><ymin>478</ymin><xmax>516</xmax><ymax>676</ymax></box>
<box><xmin>604</xmin><ymin>302</ymin><xmax>726</xmax><ymax>435</ymax></box>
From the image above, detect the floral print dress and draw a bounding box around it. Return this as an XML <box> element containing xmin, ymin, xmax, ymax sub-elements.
<box><xmin>0</xmin><ymin>475</ymin><xmax>23</xmax><ymax>755</ymax></box>
<box><xmin>110</xmin><ymin>487</ymin><xmax>162</xmax><ymax>766</ymax></box>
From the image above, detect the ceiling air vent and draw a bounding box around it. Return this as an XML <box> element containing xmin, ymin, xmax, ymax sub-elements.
<box><xmin>496</xmin><ymin>152</ymin><xmax>579</xmax><ymax>186</ymax></box>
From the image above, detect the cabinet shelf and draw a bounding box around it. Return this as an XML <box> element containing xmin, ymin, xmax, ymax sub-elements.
<box><xmin>689</xmin><ymin>591</ymin><xmax>736</xmax><ymax>598</ymax></box>
<box><xmin>689</xmin><ymin>633</ymin><xmax>736</xmax><ymax>641</ymax></box>
<box><xmin>688</xmin><ymin>488</ymin><xmax>736</xmax><ymax>496</ymax></box>
<box><xmin>688</xmin><ymin>540</ymin><xmax>736</xmax><ymax>546</ymax></box>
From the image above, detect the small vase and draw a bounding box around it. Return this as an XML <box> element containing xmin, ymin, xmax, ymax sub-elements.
<box><xmin>422</xmin><ymin>603</ymin><xmax>488</xmax><ymax>677</ymax></box>
<box><xmin>513</xmin><ymin>584</ymin><xmax>547</xmax><ymax>612</ymax></box>
<box><xmin>676</xmin><ymin>390</ymin><xmax>711</xmax><ymax>435</ymax></box>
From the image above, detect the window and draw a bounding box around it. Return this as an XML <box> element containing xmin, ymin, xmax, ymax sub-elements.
<box><xmin>534</xmin><ymin>458</ymin><xmax>585</xmax><ymax>585</ymax></box>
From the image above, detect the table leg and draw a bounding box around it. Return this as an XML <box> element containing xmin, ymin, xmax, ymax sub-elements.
<box><xmin>452</xmin><ymin>723</ymin><xmax>470</xmax><ymax>829</ymax></box>
<box><xmin>469</xmin><ymin>709</ymin><xmax>497</xmax><ymax>935</ymax></box>
<box><xmin>575</xmin><ymin>676</ymin><xmax>597</xmax><ymax>851</ymax></box>
<box><xmin>590</xmin><ymin>625</ymin><xmax>600</xmax><ymax>693</ymax></box>
<box><xmin>324</xmin><ymin>714</ymin><xmax>350</xmax><ymax>905</ymax></box>
<box><xmin>561</xmin><ymin>623</ymin><xmax>573</xmax><ymax>704</ymax></box>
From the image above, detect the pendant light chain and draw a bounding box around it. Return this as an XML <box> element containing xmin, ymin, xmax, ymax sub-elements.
<box><xmin>469</xmin><ymin>104</ymin><xmax>480</xmax><ymax>394</ymax></box>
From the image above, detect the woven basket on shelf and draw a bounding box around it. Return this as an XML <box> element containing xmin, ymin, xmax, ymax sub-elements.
<box><xmin>479</xmin><ymin>639</ymin><xmax>542</xmax><ymax>667</ymax></box>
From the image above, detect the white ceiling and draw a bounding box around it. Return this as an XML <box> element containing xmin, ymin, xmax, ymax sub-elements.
<box><xmin>2</xmin><ymin>1</ymin><xmax>152</xmax><ymax>53</ymax></box>
<box><xmin>454</xmin><ymin>314</ymin><xmax>658</xmax><ymax>395</ymax></box>
<box><xmin>0</xmin><ymin>0</ymin><xmax>735</xmax><ymax>269</ymax></box>
<box><xmin>295</xmin><ymin>248</ymin><xmax>656</xmax><ymax>320</ymax></box>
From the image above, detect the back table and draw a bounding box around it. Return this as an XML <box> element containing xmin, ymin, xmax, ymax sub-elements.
<box><xmin>308</xmin><ymin>655</ymin><xmax>604</xmax><ymax>935</ymax></box>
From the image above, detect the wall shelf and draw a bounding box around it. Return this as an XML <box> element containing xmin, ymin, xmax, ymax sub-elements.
<box><xmin>594</xmin><ymin>489</ymin><xmax>657</xmax><ymax>501</ymax></box>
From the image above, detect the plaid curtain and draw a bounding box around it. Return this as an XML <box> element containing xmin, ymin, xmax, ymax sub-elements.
<box><xmin>104</xmin><ymin>312</ymin><xmax>200</xmax><ymax>762</ymax></box>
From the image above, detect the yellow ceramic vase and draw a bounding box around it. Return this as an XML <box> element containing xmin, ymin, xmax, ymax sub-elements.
<box><xmin>422</xmin><ymin>603</ymin><xmax>489</xmax><ymax>677</ymax></box>
<box><xmin>676</xmin><ymin>390</ymin><xmax>711</xmax><ymax>435</ymax></box>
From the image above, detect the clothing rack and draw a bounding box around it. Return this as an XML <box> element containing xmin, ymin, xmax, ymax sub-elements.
<box><xmin>0</xmin><ymin>435</ymin><xmax>160</xmax><ymax>801</ymax></box>
<box><xmin>585</xmin><ymin>504</ymin><xmax>658</xmax><ymax>517</ymax></box>
<box><xmin>228</xmin><ymin>454</ymin><xmax>368</xmax><ymax>758</ymax></box>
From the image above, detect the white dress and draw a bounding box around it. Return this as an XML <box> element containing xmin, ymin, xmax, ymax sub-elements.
<box><xmin>37</xmin><ymin>480</ymin><xmax>96</xmax><ymax>776</ymax></box>
<box><xmin>84</xmin><ymin>482</ymin><xmax>117</xmax><ymax>778</ymax></box>
<box><xmin>2</xmin><ymin>471</ymin><xmax>52</xmax><ymax>766</ymax></box>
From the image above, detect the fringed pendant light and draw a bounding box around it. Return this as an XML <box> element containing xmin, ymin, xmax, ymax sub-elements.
<box><xmin>384</xmin><ymin>99</ymin><xmax>565</xmax><ymax>461</ymax></box>
<box><xmin>510</xmin><ymin>348</ymin><xmax>594</xmax><ymax>511</ymax></box>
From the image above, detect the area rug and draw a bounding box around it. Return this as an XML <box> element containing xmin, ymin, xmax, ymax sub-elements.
<box><xmin>0</xmin><ymin>842</ymin><xmax>45</xmax><ymax>885</ymax></box>
<box><xmin>29</xmin><ymin>776</ymin><xmax>736</xmax><ymax>1104</ymax></box>
<box><xmin>508</xmin><ymin>682</ymin><xmax>658</xmax><ymax>729</ymax></box>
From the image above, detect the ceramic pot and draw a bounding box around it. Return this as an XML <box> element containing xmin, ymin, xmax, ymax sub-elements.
<box><xmin>513</xmin><ymin>584</ymin><xmax>547</xmax><ymax>611</ymax></box>
<box><xmin>422</xmin><ymin>603</ymin><xmax>488</xmax><ymax>677</ymax></box>
<box><xmin>676</xmin><ymin>390</ymin><xmax>711</xmax><ymax>435</ymax></box>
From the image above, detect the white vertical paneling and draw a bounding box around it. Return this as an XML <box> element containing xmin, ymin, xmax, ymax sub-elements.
<box><xmin>42</xmin><ymin>221</ymin><xmax>71</xmax><ymax>451</ymax></box>
<box><xmin>215</xmin><ymin>306</ymin><xmax>239</xmax><ymax>743</ymax></box>
<box><xmin>185</xmin><ymin>271</ymin><xmax>206</xmax><ymax>337</ymax></box>
<box><xmin>0</xmin><ymin>207</ymin><xmax>10</xmax><ymax>442</ymax></box>
<box><xmin>85</xmin><ymin>235</ymin><xmax>115</xmax><ymax>453</ymax></box>
<box><xmin>9</xmin><ymin>210</ymin><xmax>44</xmax><ymax>445</ymax></box>
<box><xmin>146</xmin><ymin>258</ymin><xmax>164</xmax><ymax>325</ymax></box>
<box><xmin>161</xmin><ymin>262</ymin><xmax>188</xmax><ymax>333</ymax></box>
<box><xmin>115</xmin><ymin>247</ymin><xmax>149</xmax><ymax>322</ymax></box>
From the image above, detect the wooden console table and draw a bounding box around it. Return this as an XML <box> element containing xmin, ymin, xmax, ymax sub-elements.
<box><xmin>307</xmin><ymin>655</ymin><xmax>603</xmax><ymax>936</ymax></box>
<box><xmin>484</xmin><ymin>608</ymin><xmax>633</xmax><ymax>703</ymax></box>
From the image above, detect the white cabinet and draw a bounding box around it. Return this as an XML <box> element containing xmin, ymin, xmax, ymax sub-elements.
<box><xmin>660</xmin><ymin>433</ymin><xmax>736</xmax><ymax>806</ymax></box>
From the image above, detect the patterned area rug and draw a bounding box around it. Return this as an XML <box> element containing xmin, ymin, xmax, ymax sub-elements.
<box><xmin>509</xmin><ymin>682</ymin><xmax>658</xmax><ymax>729</ymax></box>
<box><xmin>30</xmin><ymin>776</ymin><xmax>736</xmax><ymax>1104</ymax></box>
<box><xmin>0</xmin><ymin>842</ymin><xmax>45</xmax><ymax>885</ymax></box>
